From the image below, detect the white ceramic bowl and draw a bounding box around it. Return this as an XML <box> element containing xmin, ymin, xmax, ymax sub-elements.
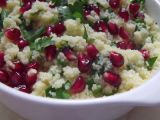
<box><xmin>1</xmin><ymin>1</ymin><xmax>160</xmax><ymax>120</ymax></box>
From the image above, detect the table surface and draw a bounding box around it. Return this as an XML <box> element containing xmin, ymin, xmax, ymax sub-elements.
<box><xmin>0</xmin><ymin>102</ymin><xmax>160</xmax><ymax>120</ymax></box>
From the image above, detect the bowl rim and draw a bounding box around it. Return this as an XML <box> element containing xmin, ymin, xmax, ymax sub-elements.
<box><xmin>1</xmin><ymin>0</ymin><xmax>160</xmax><ymax>106</ymax></box>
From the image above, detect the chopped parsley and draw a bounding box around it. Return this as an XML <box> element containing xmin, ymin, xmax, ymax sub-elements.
<box><xmin>145</xmin><ymin>57</ymin><xmax>158</xmax><ymax>70</ymax></box>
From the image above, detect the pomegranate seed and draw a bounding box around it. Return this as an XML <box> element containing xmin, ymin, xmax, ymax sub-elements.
<box><xmin>0</xmin><ymin>70</ymin><xmax>9</xmax><ymax>83</ymax></box>
<box><xmin>21</xmin><ymin>0</ymin><xmax>35</xmax><ymax>4</ymax></box>
<box><xmin>0</xmin><ymin>51</ymin><xmax>5</xmax><ymax>67</ymax></box>
<box><xmin>17</xmin><ymin>85</ymin><xmax>30</xmax><ymax>93</ymax></box>
<box><xmin>129</xmin><ymin>3</ymin><xmax>140</xmax><ymax>15</ymax></box>
<box><xmin>70</xmin><ymin>76</ymin><xmax>86</xmax><ymax>94</ymax></box>
<box><xmin>127</xmin><ymin>41</ymin><xmax>136</xmax><ymax>50</ymax></box>
<box><xmin>27</xmin><ymin>61</ymin><xmax>40</xmax><ymax>70</ymax></box>
<box><xmin>117</xmin><ymin>41</ymin><xmax>128</xmax><ymax>50</ymax></box>
<box><xmin>139</xmin><ymin>49</ymin><xmax>150</xmax><ymax>60</ymax></box>
<box><xmin>25</xmin><ymin>69</ymin><xmax>37</xmax><ymax>86</ymax></box>
<box><xmin>52</xmin><ymin>22</ymin><xmax>66</xmax><ymax>36</ymax></box>
<box><xmin>19</xmin><ymin>2</ymin><xmax>32</xmax><ymax>13</ymax></box>
<box><xmin>0</xmin><ymin>0</ymin><xmax>7</xmax><ymax>7</ymax></box>
<box><xmin>119</xmin><ymin>27</ymin><xmax>129</xmax><ymax>40</ymax></box>
<box><xmin>49</xmin><ymin>4</ymin><xmax>55</xmax><ymax>8</ymax></box>
<box><xmin>17</xmin><ymin>38</ymin><xmax>29</xmax><ymax>49</ymax></box>
<box><xmin>109</xmin><ymin>0</ymin><xmax>120</xmax><ymax>9</ymax></box>
<box><xmin>78</xmin><ymin>53</ymin><xmax>91</xmax><ymax>73</ymax></box>
<box><xmin>11</xmin><ymin>61</ymin><xmax>24</xmax><ymax>72</ymax></box>
<box><xmin>118</xmin><ymin>9</ymin><xmax>129</xmax><ymax>22</ymax></box>
<box><xmin>11</xmin><ymin>72</ymin><xmax>23</xmax><ymax>86</ymax></box>
<box><xmin>93</xmin><ymin>20</ymin><xmax>107</xmax><ymax>32</ymax></box>
<box><xmin>44</xmin><ymin>45</ymin><xmax>57</xmax><ymax>61</ymax></box>
<box><xmin>107</xmin><ymin>22</ymin><xmax>119</xmax><ymax>35</ymax></box>
<box><xmin>117</xmin><ymin>41</ymin><xmax>135</xmax><ymax>50</ymax></box>
<box><xmin>43</xmin><ymin>26</ymin><xmax>53</xmax><ymax>36</ymax></box>
<box><xmin>109</xmin><ymin>51</ymin><xmax>124</xmax><ymax>68</ymax></box>
<box><xmin>5</xmin><ymin>28</ymin><xmax>21</xmax><ymax>42</ymax></box>
<box><xmin>83</xmin><ymin>4</ymin><xmax>100</xmax><ymax>19</ymax></box>
<box><xmin>134</xmin><ymin>12</ymin><xmax>145</xmax><ymax>20</ymax></box>
<box><xmin>103</xmin><ymin>71</ymin><xmax>121</xmax><ymax>87</ymax></box>
<box><xmin>62</xmin><ymin>47</ymin><xmax>76</xmax><ymax>61</ymax></box>
<box><xmin>86</xmin><ymin>44</ymin><xmax>99</xmax><ymax>60</ymax></box>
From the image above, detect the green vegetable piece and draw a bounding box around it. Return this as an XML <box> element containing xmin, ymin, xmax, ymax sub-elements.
<box><xmin>58</xmin><ymin>6</ymin><xmax>72</xmax><ymax>20</ymax></box>
<box><xmin>30</xmin><ymin>37</ymin><xmax>54</xmax><ymax>51</ymax></box>
<box><xmin>51</xmin><ymin>0</ymin><xmax>67</xmax><ymax>6</ymax></box>
<box><xmin>45</xmin><ymin>86</ymin><xmax>56</xmax><ymax>98</ymax></box>
<box><xmin>86</xmin><ymin>79</ymin><xmax>95</xmax><ymax>90</ymax></box>
<box><xmin>92</xmin><ymin>85</ymin><xmax>103</xmax><ymax>97</ymax></box>
<box><xmin>29</xmin><ymin>27</ymin><xmax>45</xmax><ymax>42</ymax></box>
<box><xmin>146</xmin><ymin>57</ymin><xmax>158</xmax><ymax>70</ymax></box>
<box><xmin>83</xmin><ymin>25</ymin><xmax>88</xmax><ymax>40</ymax></box>
<box><xmin>56</xmin><ymin>88</ymin><xmax>70</xmax><ymax>99</ymax></box>
<box><xmin>56</xmin><ymin>58</ymin><xmax>68</xmax><ymax>67</ymax></box>
<box><xmin>0</xmin><ymin>10</ymin><xmax>8</xmax><ymax>30</ymax></box>
<box><xmin>0</xmin><ymin>32</ymin><xmax>3</xmax><ymax>39</ymax></box>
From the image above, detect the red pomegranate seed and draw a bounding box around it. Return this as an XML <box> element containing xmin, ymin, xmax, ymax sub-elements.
<box><xmin>127</xmin><ymin>41</ymin><xmax>136</xmax><ymax>50</ymax></box>
<box><xmin>134</xmin><ymin>12</ymin><xmax>145</xmax><ymax>20</ymax></box>
<box><xmin>19</xmin><ymin>2</ymin><xmax>32</xmax><ymax>14</ymax></box>
<box><xmin>70</xmin><ymin>76</ymin><xmax>86</xmax><ymax>94</ymax></box>
<box><xmin>11</xmin><ymin>72</ymin><xmax>23</xmax><ymax>86</ymax></box>
<box><xmin>44</xmin><ymin>45</ymin><xmax>57</xmax><ymax>61</ymax></box>
<box><xmin>139</xmin><ymin>49</ymin><xmax>150</xmax><ymax>60</ymax></box>
<box><xmin>109</xmin><ymin>51</ymin><xmax>124</xmax><ymax>68</ymax></box>
<box><xmin>86</xmin><ymin>44</ymin><xmax>99</xmax><ymax>60</ymax></box>
<box><xmin>43</xmin><ymin>26</ymin><xmax>53</xmax><ymax>36</ymax></box>
<box><xmin>118</xmin><ymin>9</ymin><xmax>129</xmax><ymax>22</ymax></box>
<box><xmin>119</xmin><ymin>27</ymin><xmax>129</xmax><ymax>40</ymax></box>
<box><xmin>83</xmin><ymin>4</ymin><xmax>100</xmax><ymax>19</ymax></box>
<box><xmin>117</xmin><ymin>41</ymin><xmax>135</xmax><ymax>50</ymax></box>
<box><xmin>107</xmin><ymin>22</ymin><xmax>119</xmax><ymax>35</ymax></box>
<box><xmin>117</xmin><ymin>41</ymin><xmax>128</xmax><ymax>49</ymax></box>
<box><xmin>129</xmin><ymin>3</ymin><xmax>140</xmax><ymax>15</ymax></box>
<box><xmin>0</xmin><ymin>51</ymin><xmax>5</xmax><ymax>67</ymax></box>
<box><xmin>21</xmin><ymin>0</ymin><xmax>35</xmax><ymax>4</ymax></box>
<box><xmin>93</xmin><ymin>20</ymin><xmax>107</xmax><ymax>32</ymax></box>
<box><xmin>62</xmin><ymin>47</ymin><xmax>76</xmax><ymax>61</ymax></box>
<box><xmin>103</xmin><ymin>71</ymin><xmax>121</xmax><ymax>87</ymax></box>
<box><xmin>109</xmin><ymin>0</ymin><xmax>120</xmax><ymax>9</ymax></box>
<box><xmin>78</xmin><ymin>53</ymin><xmax>91</xmax><ymax>73</ymax></box>
<box><xmin>17</xmin><ymin>38</ymin><xmax>29</xmax><ymax>49</ymax></box>
<box><xmin>5</xmin><ymin>28</ymin><xmax>21</xmax><ymax>42</ymax></box>
<box><xmin>17</xmin><ymin>84</ymin><xmax>30</xmax><ymax>93</ymax></box>
<box><xmin>52</xmin><ymin>22</ymin><xmax>66</xmax><ymax>36</ymax></box>
<box><xmin>0</xmin><ymin>70</ymin><xmax>9</xmax><ymax>83</ymax></box>
<box><xmin>27</xmin><ymin>61</ymin><xmax>40</xmax><ymax>70</ymax></box>
<box><xmin>0</xmin><ymin>0</ymin><xmax>7</xmax><ymax>7</ymax></box>
<box><xmin>25</xmin><ymin>69</ymin><xmax>37</xmax><ymax>86</ymax></box>
<box><xmin>11</xmin><ymin>61</ymin><xmax>24</xmax><ymax>72</ymax></box>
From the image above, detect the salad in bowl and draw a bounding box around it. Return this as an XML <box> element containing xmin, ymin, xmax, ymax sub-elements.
<box><xmin>0</xmin><ymin>0</ymin><xmax>160</xmax><ymax>100</ymax></box>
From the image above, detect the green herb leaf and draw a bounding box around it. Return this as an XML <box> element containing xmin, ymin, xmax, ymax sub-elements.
<box><xmin>45</xmin><ymin>86</ymin><xmax>55</xmax><ymax>98</ymax></box>
<box><xmin>45</xmin><ymin>83</ymin><xmax>71</xmax><ymax>99</ymax></box>
<box><xmin>58</xmin><ymin>6</ymin><xmax>72</xmax><ymax>20</ymax></box>
<box><xmin>30</xmin><ymin>37</ymin><xmax>54</xmax><ymax>51</ymax></box>
<box><xmin>86</xmin><ymin>79</ymin><xmax>95</xmax><ymax>90</ymax></box>
<box><xmin>92</xmin><ymin>85</ymin><xmax>103</xmax><ymax>97</ymax></box>
<box><xmin>20</xmin><ymin>26</ymin><xmax>45</xmax><ymax>42</ymax></box>
<box><xmin>0</xmin><ymin>10</ymin><xmax>8</xmax><ymax>31</ymax></box>
<box><xmin>146</xmin><ymin>57</ymin><xmax>158</xmax><ymax>70</ymax></box>
<box><xmin>56</xmin><ymin>88</ymin><xmax>70</xmax><ymax>99</ymax></box>
<box><xmin>51</xmin><ymin>0</ymin><xmax>67</xmax><ymax>6</ymax></box>
<box><xmin>83</xmin><ymin>25</ymin><xmax>88</xmax><ymax>40</ymax></box>
<box><xmin>57</xmin><ymin>58</ymin><xmax>68</xmax><ymax>67</ymax></box>
<box><xmin>0</xmin><ymin>32</ymin><xmax>3</xmax><ymax>39</ymax></box>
